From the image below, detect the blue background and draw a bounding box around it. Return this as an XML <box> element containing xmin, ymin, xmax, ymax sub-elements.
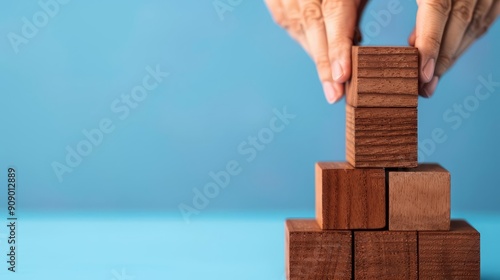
<box><xmin>0</xmin><ymin>0</ymin><xmax>499</xmax><ymax>279</ymax></box>
<box><xmin>1</xmin><ymin>0</ymin><xmax>499</xmax><ymax>213</ymax></box>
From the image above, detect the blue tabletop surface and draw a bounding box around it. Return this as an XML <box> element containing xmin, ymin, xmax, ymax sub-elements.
<box><xmin>0</xmin><ymin>211</ymin><xmax>498</xmax><ymax>280</ymax></box>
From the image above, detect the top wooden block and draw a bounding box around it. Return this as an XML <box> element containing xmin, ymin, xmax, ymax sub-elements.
<box><xmin>346</xmin><ymin>46</ymin><xmax>419</xmax><ymax>108</ymax></box>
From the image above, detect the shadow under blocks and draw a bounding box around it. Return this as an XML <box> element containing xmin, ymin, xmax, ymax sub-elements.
<box><xmin>285</xmin><ymin>46</ymin><xmax>480</xmax><ymax>279</ymax></box>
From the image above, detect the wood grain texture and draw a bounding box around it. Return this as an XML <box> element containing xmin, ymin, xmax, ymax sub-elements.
<box><xmin>315</xmin><ymin>162</ymin><xmax>385</xmax><ymax>229</ymax></box>
<box><xmin>419</xmin><ymin>220</ymin><xmax>480</xmax><ymax>279</ymax></box>
<box><xmin>285</xmin><ymin>219</ymin><xmax>352</xmax><ymax>280</ymax></box>
<box><xmin>346</xmin><ymin>46</ymin><xmax>418</xmax><ymax>108</ymax></box>
<box><xmin>346</xmin><ymin>105</ymin><xmax>418</xmax><ymax>168</ymax></box>
<box><xmin>388</xmin><ymin>164</ymin><xmax>450</xmax><ymax>231</ymax></box>
<box><xmin>354</xmin><ymin>231</ymin><xmax>418</xmax><ymax>280</ymax></box>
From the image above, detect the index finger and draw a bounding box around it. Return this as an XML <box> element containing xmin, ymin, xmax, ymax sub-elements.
<box><xmin>322</xmin><ymin>0</ymin><xmax>358</xmax><ymax>84</ymax></box>
<box><xmin>415</xmin><ymin>0</ymin><xmax>452</xmax><ymax>83</ymax></box>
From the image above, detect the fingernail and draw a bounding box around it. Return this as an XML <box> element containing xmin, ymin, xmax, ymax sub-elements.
<box><xmin>332</xmin><ymin>82</ymin><xmax>344</xmax><ymax>103</ymax></box>
<box><xmin>423</xmin><ymin>58</ymin><xmax>435</xmax><ymax>82</ymax></box>
<box><xmin>422</xmin><ymin>76</ymin><xmax>439</xmax><ymax>98</ymax></box>
<box><xmin>332</xmin><ymin>62</ymin><xmax>344</xmax><ymax>82</ymax></box>
<box><xmin>323</xmin><ymin>81</ymin><xmax>336</xmax><ymax>104</ymax></box>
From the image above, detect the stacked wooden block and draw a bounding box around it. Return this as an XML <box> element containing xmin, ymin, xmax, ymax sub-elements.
<box><xmin>285</xmin><ymin>47</ymin><xmax>480</xmax><ymax>279</ymax></box>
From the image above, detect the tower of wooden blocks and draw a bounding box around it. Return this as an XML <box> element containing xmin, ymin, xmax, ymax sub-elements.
<box><xmin>285</xmin><ymin>47</ymin><xmax>480</xmax><ymax>279</ymax></box>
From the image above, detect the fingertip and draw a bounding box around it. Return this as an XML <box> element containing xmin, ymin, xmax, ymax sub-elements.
<box><xmin>322</xmin><ymin>81</ymin><xmax>336</xmax><ymax>104</ymax></box>
<box><xmin>332</xmin><ymin>82</ymin><xmax>344</xmax><ymax>103</ymax></box>
<box><xmin>421</xmin><ymin>76</ymin><xmax>439</xmax><ymax>98</ymax></box>
<box><xmin>322</xmin><ymin>81</ymin><xmax>344</xmax><ymax>104</ymax></box>
<box><xmin>331</xmin><ymin>62</ymin><xmax>344</xmax><ymax>82</ymax></box>
<box><xmin>331</xmin><ymin>59</ymin><xmax>351</xmax><ymax>83</ymax></box>
<box><xmin>328</xmin><ymin>39</ymin><xmax>352</xmax><ymax>83</ymax></box>
<box><xmin>421</xmin><ymin>57</ymin><xmax>435</xmax><ymax>83</ymax></box>
<box><xmin>408</xmin><ymin>29</ymin><xmax>416</xmax><ymax>46</ymax></box>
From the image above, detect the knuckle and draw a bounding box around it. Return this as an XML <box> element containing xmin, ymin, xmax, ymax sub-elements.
<box><xmin>321</xmin><ymin>0</ymin><xmax>344</xmax><ymax>19</ymax></box>
<box><xmin>301</xmin><ymin>1</ymin><xmax>324</xmax><ymax>28</ymax></box>
<box><xmin>484</xmin><ymin>13</ymin><xmax>497</xmax><ymax>26</ymax></box>
<box><xmin>265</xmin><ymin>0</ymin><xmax>286</xmax><ymax>26</ymax></box>
<box><xmin>451</xmin><ymin>0</ymin><xmax>474</xmax><ymax>24</ymax></box>
<box><xmin>418</xmin><ymin>33</ymin><xmax>442</xmax><ymax>53</ymax></box>
<box><xmin>467</xmin><ymin>0</ymin><xmax>494</xmax><ymax>36</ymax></box>
<box><xmin>468</xmin><ymin>12</ymin><xmax>485</xmax><ymax>33</ymax></box>
<box><xmin>476</xmin><ymin>13</ymin><xmax>497</xmax><ymax>37</ymax></box>
<box><xmin>328</xmin><ymin>37</ymin><xmax>352</xmax><ymax>55</ymax></box>
<box><xmin>437</xmin><ymin>54</ymin><xmax>454</xmax><ymax>69</ymax></box>
<box><xmin>285</xmin><ymin>18</ymin><xmax>303</xmax><ymax>34</ymax></box>
<box><xmin>435</xmin><ymin>56</ymin><xmax>454</xmax><ymax>77</ymax></box>
<box><xmin>274</xmin><ymin>15</ymin><xmax>287</xmax><ymax>27</ymax></box>
<box><xmin>315</xmin><ymin>55</ymin><xmax>331</xmax><ymax>74</ymax></box>
<box><xmin>426</xmin><ymin>0</ymin><xmax>452</xmax><ymax>16</ymax></box>
<box><xmin>434</xmin><ymin>65</ymin><xmax>446</xmax><ymax>78</ymax></box>
<box><xmin>476</xmin><ymin>20</ymin><xmax>491</xmax><ymax>37</ymax></box>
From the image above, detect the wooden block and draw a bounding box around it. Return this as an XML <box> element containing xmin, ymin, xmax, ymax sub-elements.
<box><xmin>315</xmin><ymin>162</ymin><xmax>385</xmax><ymax>229</ymax></box>
<box><xmin>419</xmin><ymin>220</ymin><xmax>480</xmax><ymax>279</ymax></box>
<box><xmin>388</xmin><ymin>163</ymin><xmax>450</xmax><ymax>231</ymax></box>
<box><xmin>346</xmin><ymin>105</ymin><xmax>417</xmax><ymax>168</ymax></box>
<box><xmin>354</xmin><ymin>231</ymin><xmax>418</xmax><ymax>279</ymax></box>
<box><xmin>285</xmin><ymin>219</ymin><xmax>352</xmax><ymax>280</ymax></box>
<box><xmin>346</xmin><ymin>46</ymin><xmax>418</xmax><ymax>107</ymax></box>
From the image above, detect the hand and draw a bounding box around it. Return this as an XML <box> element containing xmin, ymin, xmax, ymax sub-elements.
<box><xmin>410</xmin><ymin>0</ymin><xmax>500</xmax><ymax>97</ymax></box>
<box><xmin>265</xmin><ymin>0</ymin><xmax>368</xmax><ymax>104</ymax></box>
